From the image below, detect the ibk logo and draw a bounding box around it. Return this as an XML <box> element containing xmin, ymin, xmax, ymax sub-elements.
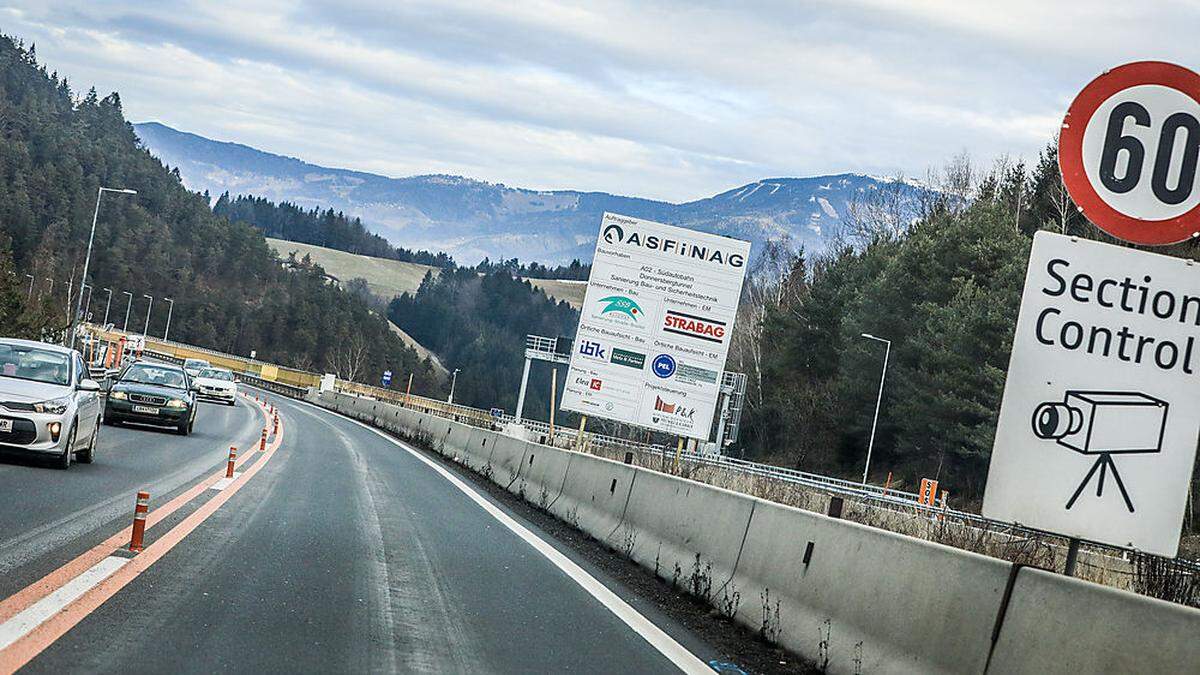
<box><xmin>578</xmin><ymin>340</ymin><xmax>607</xmax><ymax>360</ymax></box>
<box><xmin>662</xmin><ymin>310</ymin><xmax>726</xmax><ymax>344</ymax></box>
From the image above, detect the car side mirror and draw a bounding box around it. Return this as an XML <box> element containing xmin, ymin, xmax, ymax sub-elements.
<box><xmin>79</xmin><ymin>379</ymin><xmax>102</xmax><ymax>392</ymax></box>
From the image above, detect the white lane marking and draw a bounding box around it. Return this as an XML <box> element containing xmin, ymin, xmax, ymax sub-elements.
<box><xmin>209</xmin><ymin>475</ymin><xmax>238</xmax><ymax>491</ymax></box>
<box><xmin>0</xmin><ymin>556</ymin><xmax>127</xmax><ymax>650</ymax></box>
<box><xmin>290</xmin><ymin>398</ymin><xmax>711</xmax><ymax>674</ymax></box>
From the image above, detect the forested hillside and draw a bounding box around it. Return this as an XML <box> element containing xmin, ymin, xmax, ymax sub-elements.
<box><xmin>213</xmin><ymin>193</ymin><xmax>454</xmax><ymax>268</ymax></box>
<box><xmin>731</xmin><ymin>149</ymin><xmax>1200</xmax><ymax>503</ymax></box>
<box><xmin>0</xmin><ymin>37</ymin><xmax>439</xmax><ymax>393</ymax></box>
<box><xmin>388</xmin><ymin>268</ymin><xmax>579</xmax><ymax>419</ymax></box>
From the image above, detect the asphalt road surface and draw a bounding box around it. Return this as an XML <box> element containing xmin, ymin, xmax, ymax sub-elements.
<box><xmin>0</xmin><ymin>392</ymin><xmax>722</xmax><ymax>673</ymax></box>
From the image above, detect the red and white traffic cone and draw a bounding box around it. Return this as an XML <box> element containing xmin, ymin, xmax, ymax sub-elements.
<box><xmin>129</xmin><ymin>491</ymin><xmax>150</xmax><ymax>553</ymax></box>
<box><xmin>226</xmin><ymin>446</ymin><xmax>238</xmax><ymax>478</ymax></box>
<box><xmin>273</xmin><ymin>412</ymin><xmax>279</xmax><ymax>436</ymax></box>
<box><xmin>259</xmin><ymin>428</ymin><xmax>268</xmax><ymax>453</ymax></box>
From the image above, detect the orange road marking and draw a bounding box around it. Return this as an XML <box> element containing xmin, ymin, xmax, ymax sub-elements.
<box><xmin>0</xmin><ymin>393</ymin><xmax>283</xmax><ymax>673</ymax></box>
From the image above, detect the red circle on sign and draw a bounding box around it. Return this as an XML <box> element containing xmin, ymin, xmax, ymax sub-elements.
<box><xmin>1058</xmin><ymin>61</ymin><xmax>1200</xmax><ymax>246</ymax></box>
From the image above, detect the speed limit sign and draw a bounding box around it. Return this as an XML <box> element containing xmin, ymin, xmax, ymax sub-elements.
<box><xmin>1060</xmin><ymin>61</ymin><xmax>1200</xmax><ymax>246</ymax></box>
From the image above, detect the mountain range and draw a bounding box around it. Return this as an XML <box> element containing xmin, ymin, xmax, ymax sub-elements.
<box><xmin>134</xmin><ymin>121</ymin><xmax>925</xmax><ymax>265</ymax></box>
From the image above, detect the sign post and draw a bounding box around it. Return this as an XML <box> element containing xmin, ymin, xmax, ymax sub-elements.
<box><xmin>983</xmin><ymin>231</ymin><xmax>1200</xmax><ymax>556</ymax></box>
<box><xmin>986</xmin><ymin>61</ymin><xmax>1200</xmax><ymax>559</ymax></box>
<box><xmin>560</xmin><ymin>213</ymin><xmax>750</xmax><ymax>441</ymax></box>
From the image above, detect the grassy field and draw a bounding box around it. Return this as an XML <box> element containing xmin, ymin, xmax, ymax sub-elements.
<box><xmin>268</xmin><ymin>238</ymin><xmax>440</xmax><ymax>300</ymax></box>
<box><xmin>267</xmin><ymin>237</ymin><xmax>586</xmax><ymax>308</ymax></box>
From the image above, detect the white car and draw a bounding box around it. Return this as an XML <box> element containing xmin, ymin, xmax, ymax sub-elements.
<box><xmin>182</xmin><ymin>358</ymin><xmax>210</xmax><ymax>380</ymax></box>
<box><xmin>0</xmin><ymin>338</ymin><xmax>103</xmax><ymax>469</ymax></box>
<box><xmin>194</xmin><ymin>367</ymin><xmax>238</xmax><ymax>406</ymax></box>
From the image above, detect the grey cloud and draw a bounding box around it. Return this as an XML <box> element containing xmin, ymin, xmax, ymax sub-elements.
<box><xmin>2</xmin><ymin>0</ymin><xmax>1196</xmax><ymax>201</ymax></box>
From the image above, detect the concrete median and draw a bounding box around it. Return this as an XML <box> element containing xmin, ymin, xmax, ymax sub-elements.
<box><xmin>311</xmin><ymin>393</ymin><xmax>1200</xmax><ymax>675</ymax></box>
<box><xmin>987</xmin><ymin>566</ymin><xmax>1200</xmax><ymax>674</ymax></box>
<box><xmin>731</xmin><ymin>498</ymin><xmax>1010</xmax><ymax>674</ymax></box>
<box><xmin>620</xmin><ymin>467</ymin><xmax>755</xmax><ymax>602</ymax></box>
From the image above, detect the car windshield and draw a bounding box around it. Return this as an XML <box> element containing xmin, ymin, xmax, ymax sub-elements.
<box><xmin>0</xmin><ymin>344</ymin><xmax>71</xmax><ymax>386</ymax></box>
<box><xmin>122</xmin><ymin>364</ymin><xmax>187</xmax><ymax>389</ymax></box>
<box><xmin>198</xmin><ymin>369</ymin><xmax>233</xmax><ymax>381</ymax></box>
<box><xmin>184</xmin><ymin>359</ymin><xmax>208</xmax><ymax>369</ymax></box>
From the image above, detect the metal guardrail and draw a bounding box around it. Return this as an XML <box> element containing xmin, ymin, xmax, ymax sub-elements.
<box><xmin>236</xmin><ymin>373</ymin><xmax>310</xmax><ymax>399</ymax></box>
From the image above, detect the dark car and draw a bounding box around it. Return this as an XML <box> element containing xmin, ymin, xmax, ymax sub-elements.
<box><xmin>104</xmin><ymin>362</ymin><xmax>197</xmax><ymax>435</ymax></box>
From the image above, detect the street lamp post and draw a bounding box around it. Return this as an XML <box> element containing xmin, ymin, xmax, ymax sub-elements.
<box><xmin>102</xmin><ymin>288</ymin><xmax>113</xmax><ymax>326</ymax></box>
<box><xmin>448</xmin><ymin>368</ymin><xmax>461</xmax><ymax>405</ymax></box>
<box><xmin>163</xmin><ymin>298</ymin><xmax>174</xmax><ymax>342</ymax></box>
<box><xmin>860</xmin><ymin>333</ymin><xmax>892</xmax><ymax>485</ymax></box>
<box><xmin>82</xmin><ymin>284</ymin><xmax>94</xmax><ymax>322</ymax></box>
<box><xmin>71</xmin><ymin>186</ymin><xmax>137</xmax><ymax>346</ymax></box>
<box><xmin>143</xmin><ymin>294</ymin><xmax>153</xmax><ymax>335</ymax></box>
<box><xmin>122</xmin><ymin>291</ymin><xmax>134</xmax><ymax>332</ymax></box>
<box><xmin>24</xmin><ymin>274</ymin><xmax>33</xmax><ymax>300</ymax></box>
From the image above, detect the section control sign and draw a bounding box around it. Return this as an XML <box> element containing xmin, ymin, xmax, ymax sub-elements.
<box><xmin>560</xmin><ymin>213</ymin><xmax>750</xmax><ymax>439</ymax></box>
<box><xmin>983</xmin><ymin>231</ymin><xmax>1200</xmax><ymax>556</ymax></box>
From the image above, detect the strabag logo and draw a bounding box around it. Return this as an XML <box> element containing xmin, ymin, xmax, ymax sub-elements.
<box><xmin>663</xmin><ymin>310</ymin><xmax>726</xmax><ymax>344</ymax></box>
<box><xmin>598</xmin><ymin>295</ymin><xmax>643</xmax><ymax>322</ymax></box>
<box><xmin>602</xmin><ymin>222</ymin><xmax>745</xmax><ymax>269</ymax></box>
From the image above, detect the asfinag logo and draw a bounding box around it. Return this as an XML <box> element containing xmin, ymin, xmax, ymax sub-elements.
<box><xmin>598</xmin><ymin>295</ymin><xmax>643</xmax><ymax>322</ymax></box>
<box><xmin>602</xmin><ymin>222</ymin><xmax>624</xmax><ymax>244</ymax></box>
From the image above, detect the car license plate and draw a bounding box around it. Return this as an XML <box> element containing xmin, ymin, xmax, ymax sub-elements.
<box><xmin>132</xmin><ymin>405</ymin><xmax>159</xmax><ymax>415</ymax></box>
<box><xmin>0</xmin><ymin>419</ymin><xmax>11</xmax><ymax>433</ymax></box>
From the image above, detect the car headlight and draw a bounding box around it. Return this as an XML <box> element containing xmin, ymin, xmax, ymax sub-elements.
<box><xmin>166</xmin><ymin>399</ymin><xmax>187</xmax><ymax>409</ymax></box>
<box><xmin>109</xmin><ymin>391</ymin><xmax>128</xmax><ymax>400</ymax></box>
<box><xmin>33</xmin><ymin>397</ymin><xmax>71</xmax><ymax>415</ymax></box>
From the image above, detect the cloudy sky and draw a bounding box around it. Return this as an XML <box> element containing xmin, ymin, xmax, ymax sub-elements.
<box><xmin>3</xmin><ymin>1</ymin><xmax>1198</xmax><ymax>201</ymax></box>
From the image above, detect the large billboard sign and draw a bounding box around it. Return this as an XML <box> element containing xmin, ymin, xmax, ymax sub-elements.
<box><xmin>982</xmin><ymin>231</ymin><xmax>1200</xmax><ymax>556</ymax></box>
<box><xmin>560</xmin><ymin>213</ymin><xmax>751</xmax><ymax>439</ymax></box>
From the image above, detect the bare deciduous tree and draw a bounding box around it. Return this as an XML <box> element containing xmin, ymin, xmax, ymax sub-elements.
<box><xmin>733</xmin><ymin>237</ymin><xmax>804</xmax><ymax>413</ymax></box>
<box><xmin>331</xmin><ymin>330</ymin><xmax>368</xmax><ymax>382</ymax></box>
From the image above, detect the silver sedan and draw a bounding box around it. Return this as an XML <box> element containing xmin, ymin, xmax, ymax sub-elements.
<box><xmin>0</xmin><ymin>338</ymin><xmax>103</xmax><ymax>469</ymax></box>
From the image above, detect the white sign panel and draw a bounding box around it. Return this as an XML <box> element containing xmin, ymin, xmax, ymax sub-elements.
<box><xmin>560</xmin><ymin>213</ymin><xmax>750</xmax><ymax>439</ymax></box>
<box><xmin>983</xmin><ymin>231</ymin><xmax>1200</xmax><ymax>556</ymax></box>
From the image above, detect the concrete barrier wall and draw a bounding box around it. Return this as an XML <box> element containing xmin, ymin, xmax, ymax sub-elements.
<box><xmin>313</xmin><ymin>391</ymin><xmax>1200</xmax><ymax>674</ymax></box>
<box><xmin>731</xmin><ymin>498</ymin><xmax>1010</xmax><ymax>674</ymax></box>
<box><xmin>987</xmin><ymin>567</ymin><xmax>1200</xmax><ymax>674</ymax></box>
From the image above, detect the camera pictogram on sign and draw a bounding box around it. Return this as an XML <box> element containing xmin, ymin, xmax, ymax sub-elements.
<box><xmin>1031</xmin><ymin>391</ymin><xmax>1168</xmax><ymax>513</ymax></box>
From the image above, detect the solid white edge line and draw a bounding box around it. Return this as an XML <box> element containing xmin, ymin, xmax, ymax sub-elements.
<box><xmin>0</xmin><ymin>556</ymin><xmax>128</xmax><ymax>651</ymax></box>
<box><xmin>289</xmin><ymin>396</ymin><xmax>712</xmax><ymax>675</ymax></box>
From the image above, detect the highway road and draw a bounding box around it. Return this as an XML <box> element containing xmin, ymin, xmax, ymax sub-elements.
<box><xmin>0</xmin><ymin>392</ymin><xmax>725</xmax><ymax>673</ymax></box>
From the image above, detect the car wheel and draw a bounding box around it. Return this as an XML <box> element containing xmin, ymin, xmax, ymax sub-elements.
<box><xmin>56</xmin><ymin>425</ymin><xmax>75</xmax><ymax>470</ymax></box>
<box><xmin>175</xmin><ymin>420</ymin><xmax>190</xmax><ymax>436</ymax></box>
<box><xmin>77</xmin><ymin>420</ymin><xmax>98</xmax><ymax>464</ymax></box>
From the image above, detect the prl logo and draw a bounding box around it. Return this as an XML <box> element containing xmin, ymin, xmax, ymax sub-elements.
<box><xmin>579</xmin><ymin>340</ymin><xmax>607</xmax><ymax>359</ymax></box>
